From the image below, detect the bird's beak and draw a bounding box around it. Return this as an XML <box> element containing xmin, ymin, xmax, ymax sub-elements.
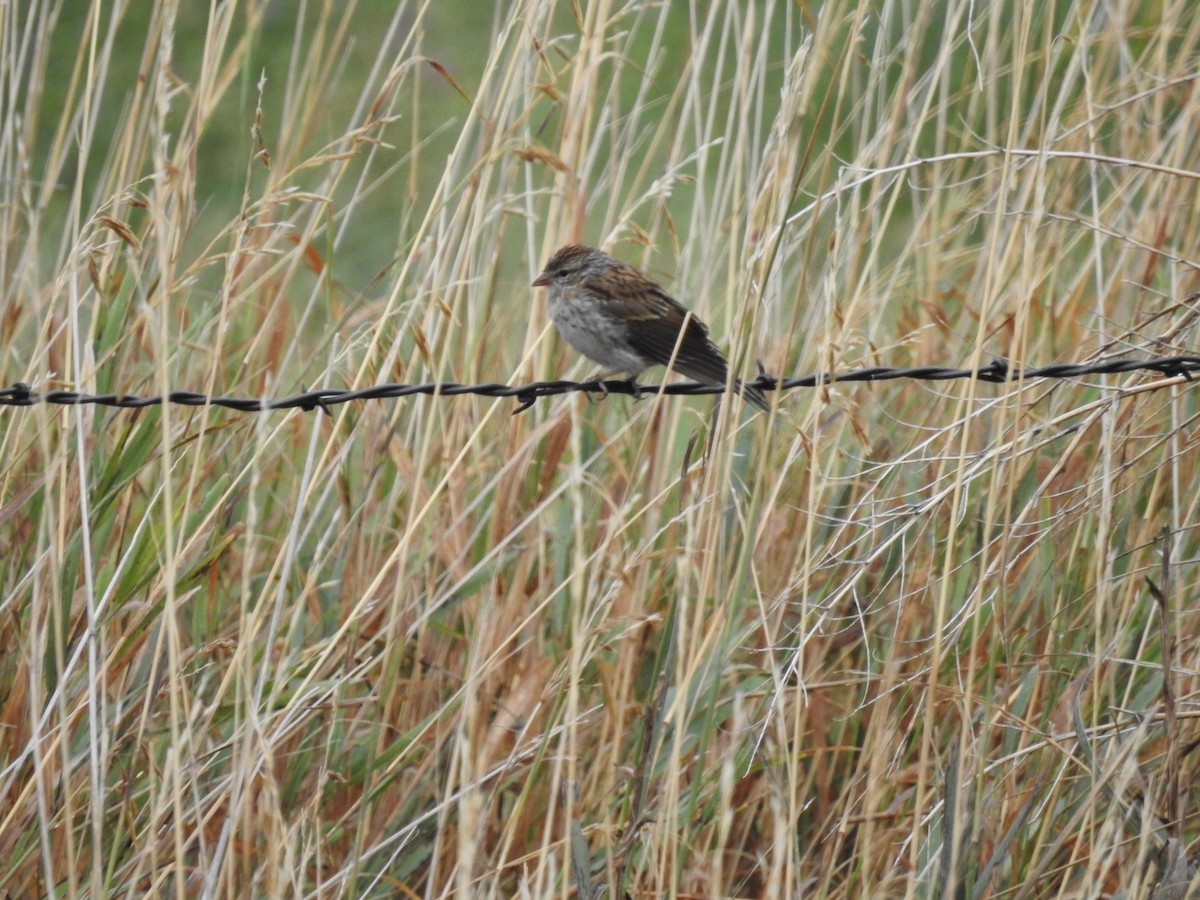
<box><xmin>531</xmin><ymin>273</ymin><xmax>551</xmax><ymax>287</ymax></box>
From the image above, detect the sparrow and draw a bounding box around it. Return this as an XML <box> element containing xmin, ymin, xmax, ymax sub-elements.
<box><xmin>531</xmin><ymin>244</ymin><xmax>769</xmax><ymax>411</ymax></box>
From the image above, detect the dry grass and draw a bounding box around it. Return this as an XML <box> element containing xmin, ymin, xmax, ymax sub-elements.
<box><xmin>2</xmin><ymin>0</ymin><xmax>1200</xmax><ymax>897</ymax></box>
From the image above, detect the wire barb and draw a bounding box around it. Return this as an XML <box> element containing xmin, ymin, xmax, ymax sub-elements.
<box><xmin>3</xmin><ymin>354</ymin><xmax>1198</xmax><ymax>414</ymax></box>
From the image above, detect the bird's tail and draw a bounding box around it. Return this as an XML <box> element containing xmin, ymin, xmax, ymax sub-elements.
<box><xmin>733</xmin><ymin>377</ymin><xmax>771</xmax><ymax>413</ymax></box>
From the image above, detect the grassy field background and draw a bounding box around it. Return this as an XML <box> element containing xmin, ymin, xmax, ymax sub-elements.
<box><xmin>2</xmin><ymin>0</ymin><xmax>1199</xmax><ymax>897</ymax></box>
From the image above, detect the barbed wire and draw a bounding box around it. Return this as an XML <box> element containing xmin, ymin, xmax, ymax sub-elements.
<box><xmin>1</xmin><ymin>354</ymin><xmax>1197</xmax><ymax>416</ymax></box>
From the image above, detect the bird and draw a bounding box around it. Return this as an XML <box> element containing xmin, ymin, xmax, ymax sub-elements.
<box><xmin>531</xmin><ymin>244</ymin><xmax>769</xmax><ymax>411</ymax></box>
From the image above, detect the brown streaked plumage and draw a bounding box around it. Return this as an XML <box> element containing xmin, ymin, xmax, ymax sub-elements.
<box><xmin>532</xmin><ymin>244</ymin><xmax>769</xmax><ymax>411</ymax></box>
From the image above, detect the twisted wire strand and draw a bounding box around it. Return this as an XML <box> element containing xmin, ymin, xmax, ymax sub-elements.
<box><xmin>1</xmin><ymin>354</ymin><xmax>1196</xmax><ymax>415</ymax></box>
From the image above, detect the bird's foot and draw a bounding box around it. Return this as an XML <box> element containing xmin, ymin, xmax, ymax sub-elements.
<box><xmin>582</xmin><ymin>371</ymin><xmax>618</xmax><ymax>403</ymax></box>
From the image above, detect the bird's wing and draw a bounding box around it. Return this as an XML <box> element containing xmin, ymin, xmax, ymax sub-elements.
<box><xmin>593</xmin><ymin>265</ymin><xmax>729</xmax><ymax>384</ymax></box>
<box><xmin>627</xmin><ymin>302</ymin><xmax>727</xmax><ymax>384</ymax></box>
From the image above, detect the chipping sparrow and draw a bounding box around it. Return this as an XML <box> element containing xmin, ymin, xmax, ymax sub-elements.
<box><xmin>532</xmin><ymin>244</ymin><xmax>769</xmax><ymax>411</ymax></box>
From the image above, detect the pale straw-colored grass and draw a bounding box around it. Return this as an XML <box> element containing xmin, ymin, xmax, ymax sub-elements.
<box><xmin>1</xmin><ymin>1</ymin><xmax>1199</xmax><ymax>897</ymax></box>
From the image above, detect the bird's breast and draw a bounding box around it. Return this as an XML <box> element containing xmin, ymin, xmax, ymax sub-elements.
<box><xmin>550</xmin><ymin>295</ymin><xmax>648</xmax><ymax>375</ymax></box>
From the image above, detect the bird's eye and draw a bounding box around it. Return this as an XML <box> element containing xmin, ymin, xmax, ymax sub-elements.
<box><xmin>555</xmin><ymin>268</ymin><xmax>567</xmax><ymax>277</ymax></box>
